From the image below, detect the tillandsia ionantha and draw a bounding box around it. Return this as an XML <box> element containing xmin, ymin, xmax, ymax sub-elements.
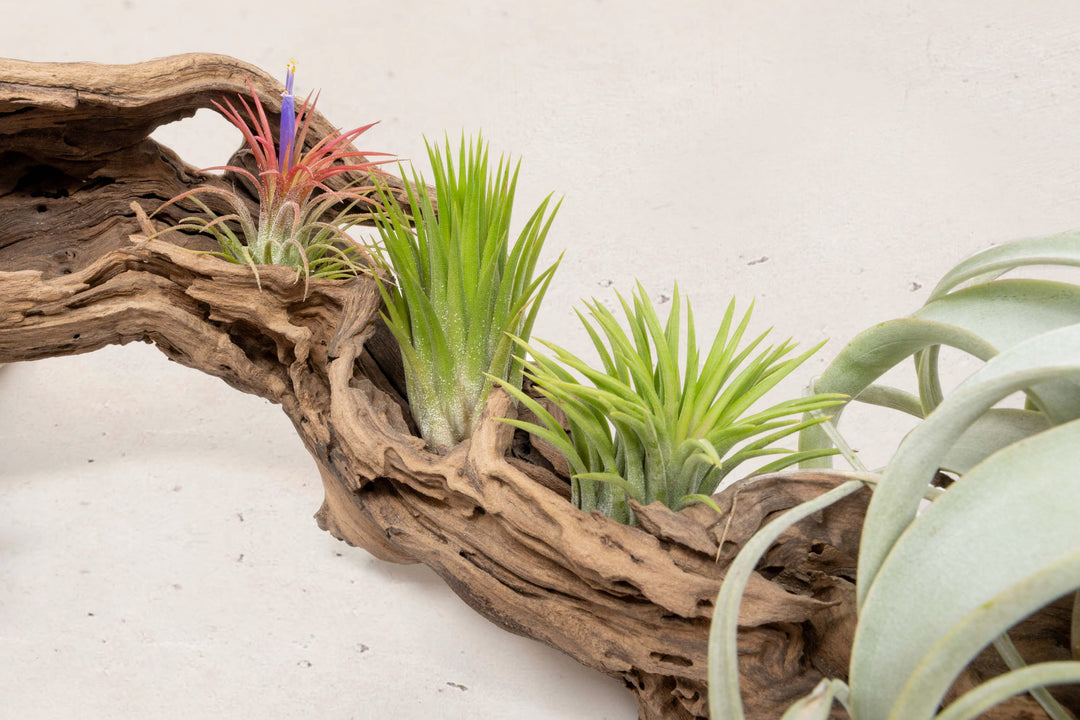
<box><xmin>495</xmin><ymin>284</ymin><xmax>847</xmax><ymax>524</ymax></box>
<box><xmin>370</xmin><ymin>134</ymin><xmax>561</xmax><ymax>450</ymax></box>
<box><xmin>152</xmin><ymin>60</ymin><xmax>391</xmax><ymax>288</ymax></box>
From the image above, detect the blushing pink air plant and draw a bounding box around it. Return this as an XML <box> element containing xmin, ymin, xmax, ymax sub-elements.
<box><xmin>152</xmin><ymin>61</ymin><xmax>391</xmax><ymax>289</ymax></box>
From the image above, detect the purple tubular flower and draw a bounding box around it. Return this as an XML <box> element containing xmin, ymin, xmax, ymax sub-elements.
<box><xmin>278</xmin><ymin>60</ymin><xmax>297</xmax><ymax>172</ymax></box>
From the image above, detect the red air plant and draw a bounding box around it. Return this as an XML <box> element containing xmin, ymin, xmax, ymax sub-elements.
<box><xmin>153</xmin><ymin>61</ymin><xmax>391</xmax><ymax>286</ymax></box>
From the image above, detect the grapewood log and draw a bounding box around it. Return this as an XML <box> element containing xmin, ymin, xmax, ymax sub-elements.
<box><xmin>0</xmin><ymin>54</ymin><xmax>1073</xmax><ymax>719</ymax></box>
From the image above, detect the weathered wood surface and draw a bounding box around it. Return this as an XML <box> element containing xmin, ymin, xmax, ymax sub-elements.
<box><xmin>0</xmin><ymin>54</ymin><xmax>1071</xmax><ymax>719</ymax></box>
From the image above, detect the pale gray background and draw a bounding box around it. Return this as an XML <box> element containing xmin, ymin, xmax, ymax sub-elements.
<box><xmin>3</xmin><ymin>2</ymin><xmax>1080</xmax><ymax>718</ymax></box>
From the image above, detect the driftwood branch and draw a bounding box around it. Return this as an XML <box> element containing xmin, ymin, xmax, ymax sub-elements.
<box><xmin>0</xmin><ymin>54</ymin><xmax>1072</xmax><ymax>719</ymax></box>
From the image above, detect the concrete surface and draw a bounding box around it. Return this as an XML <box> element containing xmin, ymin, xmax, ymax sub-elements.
<box><xmin>3</xmin><ymin>1</ymin><xmax>1080</xmax><ymax>718</ymax></box>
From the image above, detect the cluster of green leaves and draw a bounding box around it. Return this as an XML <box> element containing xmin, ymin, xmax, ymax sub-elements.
<box><xmin>496</xmin><ymin>284</ymin><xmax>845</xmax><ymax>524</ymax></box>
<box><xmin>370</xmin><ymin>135</ymin><xmax>560</xmax><ymax>449</ymax></box>
<box><xmin>709</xmin><ymin>231</ymin><xmax>1080</xmax><ymax>720</ymax></box>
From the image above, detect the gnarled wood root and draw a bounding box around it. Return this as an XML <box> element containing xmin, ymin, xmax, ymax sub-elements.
<box><xmin>0</xmin><ymin>54</ymin><xmax>1073</xmax><ymax>719</ymax></box>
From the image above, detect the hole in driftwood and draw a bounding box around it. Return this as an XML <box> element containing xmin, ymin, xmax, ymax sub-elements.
<box><xmin>225</xmin><ymin>319</ymin><xmax>292</xmax><ymax>369</ymax></box>
<box><xmin>149</xmin><ymin>108</ymin><xmax>244</xmax><ymax>172</ymax></box>
<box><xmin>650</xmin><ymin>652</ymin><xmax>694</xmax><ymax>668</ymax></box>
<box><xmin>17</xmin><ymin>164</ymin><xmax>73</xmax><ymax>198</ymax></box>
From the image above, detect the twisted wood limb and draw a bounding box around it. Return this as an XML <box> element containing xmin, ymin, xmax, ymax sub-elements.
<box><xmin>1</xmin><ymin>54</ymin><xmax>1072</xmax><ymax>719</ymax></box>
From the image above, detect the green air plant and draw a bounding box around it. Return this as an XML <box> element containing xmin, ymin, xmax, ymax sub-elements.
<box><xmin>495</xmin><ymin>284</ymin><xmax>846</xmax><ymax>524</ymax></box>
<box><xmin>370</xmin><ymin>135</ymin><xmax>561</xmax><ymax>449</ymax></box>
<box><xmin>709</xmin><ymin>232</ymin><xmax>1080</xmax><ymax>720</ymax></box>
<box><xmin>152</xmin><ymin>61</ymin><xmax>391</xmax><ymax>288</ymax></box>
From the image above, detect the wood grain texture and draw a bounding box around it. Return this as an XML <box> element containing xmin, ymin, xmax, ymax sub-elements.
<box><xmin>0</xmin><ymin>54</ymin><xmax>1070</xmax><ymax>719</ymax></box>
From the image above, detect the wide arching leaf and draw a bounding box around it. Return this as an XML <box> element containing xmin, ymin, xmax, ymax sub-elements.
<box><xmin>913</xmin><ymin>280</ymin><xmax>1080</xmax><ymax>420</ymax></box>
<box><xmin>849</xmin><ymin>418</ymin><xmax>1080</xmax><ymax>720</ymax></box>
<box><xmin>928</xmin><ymin>229</ymin><xmax>1080</xmax><ymax>301</ymax></box>
<box><xmin>857</xmin><ymin>323</ymin><xmax>1080</xmax><ymax>604</ymax></box>
<box><xmin>934</xmin><ymin>661</ymin><xmax>1080</xmax><ymax>720</ymax></box>
<box><xmin>940</xmin><ymin>408</ymin><xmax>1051</xmax><ymax>474</ymax></box>
<box><xmin>708</xmin><ymin>476</ymin><xmax>868</xmax><ymax>720</ymax></box>
<box><xmin>915</xmin><ymin>279</ymin><xmax>1080</xmax><ymax>350</ymax></box>
<box><xmin>801</xmin><ymin>281</ymin><xmax>1080</xmax><ymax>466</ymax></box>
<box><xmin>799</xmin><ymin>318</ymin><xmax>997</xmax><ymax>467</ymax></box>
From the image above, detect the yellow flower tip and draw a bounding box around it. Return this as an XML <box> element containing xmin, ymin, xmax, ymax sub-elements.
<box><xmin>286</xmin><ymin>58</ymin><xmax>297</xmax><ymax>75</ymax></box>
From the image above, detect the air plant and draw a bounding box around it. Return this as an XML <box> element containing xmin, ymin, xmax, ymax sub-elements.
<box><xmin>711</xmin><ymin>232</ymin><xmax>1080</xmax><ymax>720</ymax></box>
<box><xmin>496</xmin><ymin>284</ymin><xmax>845</xmax><ymax>524</ymax></box>
<box><xmin>369</xmin><ymin>134</ymin><xmax>561</xmax><ymax>450</ymax></box>
<box><xmin>152</xmin><ymin>61</ymin><xmax>391</xmax><ymax>287</ymax></box>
